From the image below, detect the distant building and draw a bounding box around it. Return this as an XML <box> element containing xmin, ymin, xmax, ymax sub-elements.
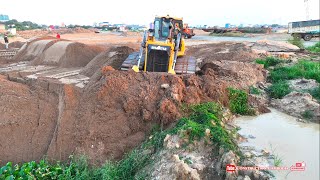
<box><xmin>99</xmin><ymin>22</ymin><xmax>111</xmax><ymax>27</ymax></box>
<box><xmin>0</xmin><ymin>14</ymin><xmax>9</xmax><ymax>22</ymax></box>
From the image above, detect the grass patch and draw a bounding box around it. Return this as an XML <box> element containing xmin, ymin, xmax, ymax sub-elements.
<box><xmin>228</xmin><ymin>88</ymin><xmax>255</xmax><ymax>115</ymax></box>
<box><xmin>306</xmin><ymin>42</ymin><xmax>320</xmax><ymax>53</ymax></box>
<box><xmin>287</xmin><ymin>37</ymin><xmax>304</xmax><ymax>49</ymax></box>
<box><xmin>309</xmin><ymin>86</ymin><xmax>320</xmax><ymax>102</ymax></box>
<box><xmin>267</xmin><ymin>81</ymin><xmax>292</xmax><ymax>99</ymax></box>
<box><xmin>273</xmin><ymin>155</ymin><xmax>283</xmax><ymax>167</ymax></box>
<box><xmin>270</xmin><ymin>144</ymin><xmax>283</xmax><ymax>167</ymax></box>
<box><xmin>269</xmin><ymin>60</ymin><xmax>320</xmax><ymax>83</ymax></box>
<box><xmin>1</xmin><ymin>102</ymin><xmax>237</xmax><ymax>179</ymax></box>
<box><xmin>301</xmin><ymin>110</ymin><xmax>314</xmax><ymax>120</ymax></box>
<box><xmin>255</xmin><ymin>57</ymin><xmax>282</xmax><ymax>68</ymax></box>
<box><xmin>249</xmin><ymin>86</ymin><xmax>261</xmax><ymax>95</ymax></box>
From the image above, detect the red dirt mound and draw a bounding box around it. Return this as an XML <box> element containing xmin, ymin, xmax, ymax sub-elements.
<box><xmin>80</xmin><ymin>46</ymin><xmax>134</xmax><ymax>77</ymax></box>
<box><xmin>0</xmin><ymin>44</ymin><xmax>267</xmax><ymax>166</ymax></box>
<box><xmin>31</xmin><ymin>41</ymin><xmax>101</xmax><ymax>67</ymax></box>
<box><xmin>187</xmin><ymin>42</ymin><xmax>259</xmax><ymax>63</ymax></box>
<box><xmin>13</xmin><ymin>38</ymin><xmax>58</xmax><ymax>62</ymax></box>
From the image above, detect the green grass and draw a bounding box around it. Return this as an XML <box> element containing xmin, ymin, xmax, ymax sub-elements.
<box><xmin>306</xmin><ymin>42</ymin><xmax>320</xmax><ymax>53</ymax></box>
<box><xmin>269</xmin><ymin>60</ymin><xmax>320</xmax><ymax>83</ymax></box>
<box><xmin>309</xmin><ymin>86</ymin><xmax>320</xmax><ymax>102</ymax></box>
<box><xmin>249</xmin><ymin>86</ymin><xmax>261</xmax><ymax>95</ymax></box>
<box><xmin>287</xmin><ymin>37</ymin><xmax>304</xmax><ymax>49</ymax></box>
<box><xmin>270</xmin><ymin>144</ymin><xmax>283</xmax><ymax>167</ymax></box>
<box><xmin>0</xmin><ymin>102</ymin><xmax>237</xmax><ymax>180</ymax></box>
<box><xmin>228</xmin><ymin>88</ymin><xmax>255</xmax><ymax>115</ymax></box>
<box><xmin>255</xmin><ymin>57</ymin><xmax>282</xmax><ymax>68</ymax></box>
<box><xmin>301</xmin><ymin>110</ymin><xmax>315</xmax><ymax>120</ymax></box>
<box><xmin>273</xmin><ymin>155</ymin><xmax>283</xmax><ymax>167</ymax></box>
<box><xmin>267</xmin><ymin>81</ymin><xmax>292</xmax><ymax>99</ymax></box>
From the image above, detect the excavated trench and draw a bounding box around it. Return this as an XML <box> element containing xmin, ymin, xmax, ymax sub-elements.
<box><xmin>0</xmin><ymin>40</ymin><xmax>267</xmax><ymax>165</ymax></box>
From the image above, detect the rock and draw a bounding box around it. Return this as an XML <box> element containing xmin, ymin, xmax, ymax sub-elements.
<box><xmin>161</xmin><ymin>83</ymin><xmax>170</xmax><ymax>89</ymax></box>
<box><xmin>289</xmin><ymin>78</ymin><xmax>319</xmax><ymax>92</ymax></box>
<box><xmin>248</xmin><ymin>135</ymin><xmax>256</xmax><ymax>139</ymax></box>
<box><xmin>244</xmin><ymin>175</ymin><xmax>251</xmax><ymax>180</ymax></box>
<box><xmin>296</xmin><ymin>118</ymin><xmax>308</xmax><ymax>123</ymax></box>
<box><xmin>271</xmin><ymin>91</ymin><xmax>320</xmax><ymax>122</ymax></box>
<box><xmin>244</xmin><ymin>152</ymin><xmax>252</xmax><ymax>158</ymax></box>
<box><xmin>261</xmin><ymin>149</ymin><xmax>270</xmax><ymax>156</ymax></box>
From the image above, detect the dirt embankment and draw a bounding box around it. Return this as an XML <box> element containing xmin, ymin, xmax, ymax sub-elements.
<box><xmin>11</xmin><ymin>37</ymin><xmax>102</xmax><ymax>68</ymax></box>
<box><xmin>0</xmin><ymin>40</ymin><xmax>266</xmax><ymax>165</ymax></box>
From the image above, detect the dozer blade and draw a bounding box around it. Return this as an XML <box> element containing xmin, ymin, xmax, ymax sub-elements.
<box><xmin>175</xmin><ymin>56</ymin><xmax>197</xmax><ymax>74</ymax></box>
<box><xmin>120</xmin><ymin>52</ymin><xmax>145</xmax><ymax>71</ymax></box>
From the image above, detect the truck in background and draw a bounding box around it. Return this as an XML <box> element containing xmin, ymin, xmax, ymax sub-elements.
<box><xmin>288</xmin><ymin>19</ymin><xmax>320</xmax><ymax>41</ymax></box>
<box><xmin>183</xmin><ymin>23</ymin><xmax>195</xmax><ymax>39</ymax></box>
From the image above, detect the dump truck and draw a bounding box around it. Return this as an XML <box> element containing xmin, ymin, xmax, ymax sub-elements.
<box><xmin>288</xmin><ymin>19</ymin><xmax>320</xmax><ymax>41</ymax></box>
<box><xmin>183</xmin><ymin>23</ymin><xmax>195</xmax><ymax>39</ymax></box>
<box><xmin>121</xmin><ymin>15</ymin><xmax>196</xmax><ymax>74</ymax></box>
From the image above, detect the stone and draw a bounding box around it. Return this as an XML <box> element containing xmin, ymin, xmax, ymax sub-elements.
<box><xmin>161</xmin><ymin>83</ymin><xmax>170</xmax><ymax>89</ymax></box>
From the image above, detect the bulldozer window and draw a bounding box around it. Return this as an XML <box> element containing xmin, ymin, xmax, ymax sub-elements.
<box><xmin>154</xmin><ymin>20</ymin><xmax>160</xmax><ymax>39</ymax></box>
<box><xmin>161</xmin><ymin>20</ymin><xmax>170</xmax><ymax>38</ymax></box>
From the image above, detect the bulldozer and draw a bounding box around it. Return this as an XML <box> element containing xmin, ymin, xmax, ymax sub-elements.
<box><xmin>121</xmin><ymin>15</ymin><xmax>196</xmax><ymax>74</ymax></box>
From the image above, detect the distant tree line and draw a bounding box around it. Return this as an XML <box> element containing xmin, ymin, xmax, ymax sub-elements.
<box><xmin>4</xmin><ymin>19</ymin><xmax>44</xmax><ymax>30</ymax></box>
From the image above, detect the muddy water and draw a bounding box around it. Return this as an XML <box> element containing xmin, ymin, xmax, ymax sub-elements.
<box><xmin>235</xmin><ymin>108</ymin><xmax>319</xmax><ymax>180</ymax></box>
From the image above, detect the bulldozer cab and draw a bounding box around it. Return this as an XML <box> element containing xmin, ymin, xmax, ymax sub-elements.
<box><xmin>153</xmin><ymin>17</ymin><xmax>183</xmax><ymax>41</ymax></box>
<box><xmin>121</xmin><ymin>15</ymin><xmax>196</xmax><ymax>74</ymax></box>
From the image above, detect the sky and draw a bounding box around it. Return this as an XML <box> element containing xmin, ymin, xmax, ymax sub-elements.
<box><xmin>0</xmin><ymin>0</ymin><xmax>319</xmax><ymax>26</ymax></box>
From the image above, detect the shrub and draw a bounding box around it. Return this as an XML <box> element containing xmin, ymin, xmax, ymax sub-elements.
<box><xmin>255</xmin><ymin>57</ymin><xmax>282</xmax><ymax>68</ymax></box>
<box><xmin>306</xmin><ymin>42</ymin><xmax>320</xmax><ymax>53</ymax></box>
<box><xmin>309</xmin><ymin>86</ymin><xmax>320</xmax><ymax>102</ymax></box>
<box><xmin>301</xmin><ymin>110</ymin><xmax>314</xmax><ymax>120</ymax></box>
<box><xmin>269</xmin><ymin>60</ymin><xmax>320</xmax><ymax>83</ymax></box>
<box><xmin>249</xmin><ymin>86</ymin><xmax>261</xmax><ymax>95</ymax></box>
<box><xmin>288</xmin><ymin>37</ymin><xmax>304</xmax><ymax>49</ymax></box>
<box><xmin>228</xmin><ymin>88</ymin><xmax>255</xmax><ymax>115</ymax></box>
<box><xmin>267</xmin><ymin>81</ymin><xmax>291</xmax><ymax>99</ymax></box>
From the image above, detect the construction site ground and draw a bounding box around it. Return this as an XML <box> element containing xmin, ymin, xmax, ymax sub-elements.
<box><xmin>0</xmin><ymin>30</ymin><xmax>318</xmax><ymax>179</ymax></box>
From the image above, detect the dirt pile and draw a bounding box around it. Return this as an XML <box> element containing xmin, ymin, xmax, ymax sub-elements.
<box><xmin>81</xmin><ymin>46</ymin><xmax>134</xmax><ymax>77</ymax></box>
<box><xmin>0</xmin><ymin>41</ymin><xmax>25</xmax><ymax>49</ymax></box>
<box><xmin>0</xmin><ymin>43</ymin><xmax>266</xmax><ymax>165</ymax></box>
<box><xmin>13</xmin><ymin>39</ymin><xmax>56</xmax><ymax>62</ymax></box>
<box><xmin>271</xmin><ymin>92</ymin><xmax>320</xmax><ymax>122</ymax></box>
<box><xmin>12</xmin><ymin>38</ymin><xmax>101</xmax><ymax>67</ymax></box>
<box><xmin>248</xmin><ymin>40</ymin><xmax>300</xmax><ymax>53</ymax></box>
<box><xmin>0</xmin><ymin>75</ymin><xmax>59</xmax><ymax>164</ymax></box>
<box><xmin>188</xmin><ymin>43</ymin><xmax>260</xmax><ymax>63</ymax></box>
<box><xmin>32</xmin><ymin>41</ymin><xmax>100</xmax><ymax>67</ymax></box>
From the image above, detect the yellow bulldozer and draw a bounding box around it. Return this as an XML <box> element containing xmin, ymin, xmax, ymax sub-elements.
<box><xmin>121</xmin><ymin>15</ymin><xmax>196</xmax><ymax>74</ymax></box>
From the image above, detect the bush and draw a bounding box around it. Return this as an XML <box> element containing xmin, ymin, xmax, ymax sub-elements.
<box><xmin>269</xmin><ymin>60</ymin><xmax>320</xmax><ymax>83</ymax></box>
<box><xmin>309</xmin><ymin>86</ymin><xmax>320</xmax><ymax>102</ymax></box>
<box><xmin>306</xmin><ymin>42</ymin><xmax>320</xmax><ymax>53</ymax></box>
<box><xmin>267</xmin><ymin>81</ymin><xmax>291</xmax><ymax>99</ymax></box>
<box><xmin>249</xmin><ymin>86</ymin><xmax>261</xmax><ymax>95</ymax></box>
<box><xmin>288</xmin><ymin>37</ymin><xmax>304</xmax><ymax>49</ymax></box>
<box><xmin>228</xmin><ymin>88</ymin><xmax>255</xmax><ymax>115</ymax></box>
<box><xmin>255</xmin><ymin>57</ymin><xmax>282</xmax><ymax>68</ymax></box>
<box><xmin>301</xmin><ymin>110</ymin><xmax>314</xmax><ymax>120</ymax></box>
